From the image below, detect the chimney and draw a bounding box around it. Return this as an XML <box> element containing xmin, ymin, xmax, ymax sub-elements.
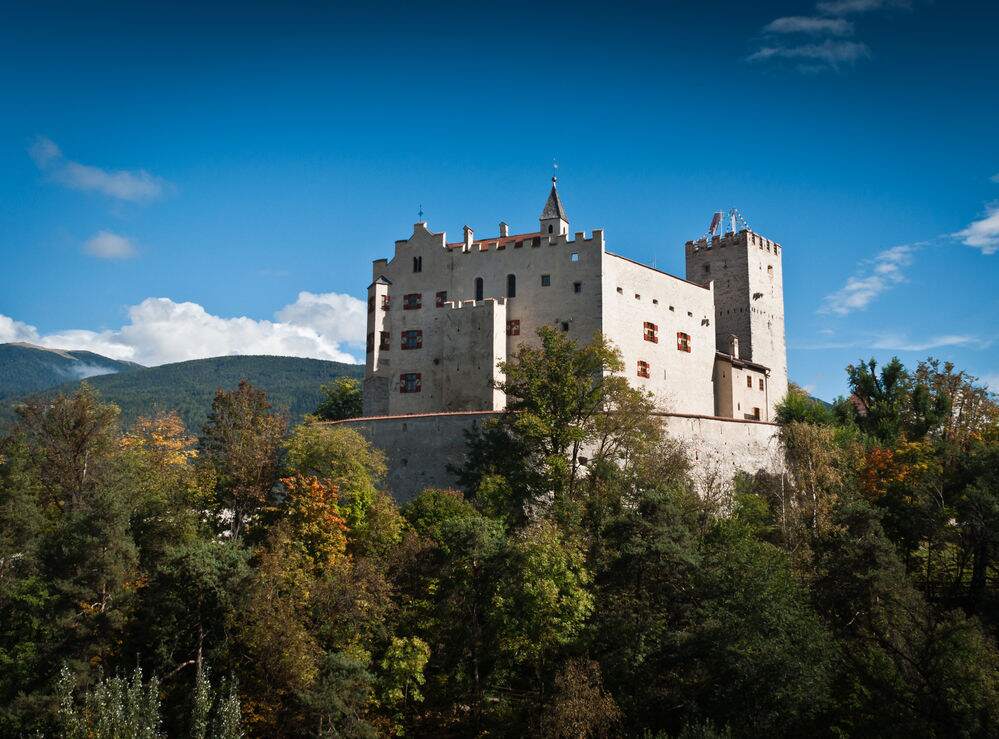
<box><xmin>499</xmin><ymin>221</ymin><xmax>509</xmax><ymax>237</ymax></box>
<box><xmin>729</xmin><ymin>335</ymin><xmax>740</xmax><ymax>359</ymax></box>
<box><xmin>463</xmin><ymin>225</ymin><xmax>474</xmax><ymax>251</ymax></box>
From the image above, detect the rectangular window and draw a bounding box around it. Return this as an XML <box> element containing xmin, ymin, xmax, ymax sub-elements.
<box><xmin>399</xmin><ymin>373</ymin><xmax>421</xmax><ymax>393</ymax></box>
<box><xmin>435</xmin><ymin>290</ymin><xmax>448</xmax><ymax>308</ymax></box>
<box><xmin>759</xmin><ymin>378</ymin><xmax>764</xmax><ymax>390</ymax></box>
<box><xmin>643</xmin><ymin>321</ymin><xmax>658</xmax><ymax>343</ymax></box>
<box><xmin>401</xmin><ymin>330</ymin><xmax>423</xmax><ymax>350</ymax></box>
<box><xmin>676</xmin><ymin>332</ymin><xmax>691</xmax><ymax>352</ymax></box>
<box><xmin>379</xmin><ymin>331</ymin><xmax>390</xmax><ymax>350</ymax></box>
<box><xmin>367</xmin><ymin>295</ymin><xmax>375</xmax><ymax>312</ymax></box>
<box><xmin>637</xmin><ymin>360</ymin><xmax>650</xmax><ymax>378</ymax></box>
<box><xmin>403</xmin><ymin>293</ymin><xmax>422</xmax><ymax>310</ymax></box>
<box><xmin>413</xmin><ymin>256</ymin><xmax>422</xmax><ymax>273</ymax></box>
<box><xmin>573</xmin><ymin>282</ymin><xmax>582</xmax><ymax>293</ymax></box>
<box><xmin>753</xmin><ymin>407</ymin><xmax>761</xmax><ymax>420</ymax></box>
<box><xmin>541</xmin><ymin>274</ymin><xmax>551</xmax><ymax>287</ymax></box>
<box><xmin>747</xmin><ymin>375</ymin><xmax>753</xmax><ymax>388</ymax></box>
<box><xmin>506</xmin><ymin>319</ymin><xmax>521</xmax><ymax>336</ymax></box>
<box><xmin>560</xmin><ymin>321</ymin><xmax>569</xmax><ymax>332</ymax></box>
<box><xmin>366</xmin><ymin>333</ymin><xmax>374</xmax><ymax>353</ymax></box>
<box><xmin>381</xmin><ymin>295</ymin><xmax>391</xmax><ymax>311</ymax></box>
<box><xmin>570</xmin><ymin>252</ymin><xmax>579</xmax><ymax>262</ymax></box>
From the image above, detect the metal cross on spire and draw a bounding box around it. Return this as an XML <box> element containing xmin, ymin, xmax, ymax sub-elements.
<box><xmin>418</xmin><ymin>204</ymin><xmax>424</xmax><ymax>221</ymax></box>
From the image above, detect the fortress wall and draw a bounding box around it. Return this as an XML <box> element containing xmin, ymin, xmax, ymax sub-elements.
<box><xmin>338</xmin><ymin>411</ymin><xmax>782</xmax><ymax>503</ymax></box>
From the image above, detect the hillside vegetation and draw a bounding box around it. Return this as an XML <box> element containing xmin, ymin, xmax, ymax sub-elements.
<box><xmin>1</xmin><ymin>353</ymin><xmax>363</xmax><ymax>430</ymax></box>
<box><xmin>0</xmin><ymin>342</ymin><xmax>141</xmax><ymax>400</ymax></box>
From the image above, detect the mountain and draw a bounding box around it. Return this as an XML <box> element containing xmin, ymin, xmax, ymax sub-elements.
<box><xmin>1</xmin><ymin>352</ymin><xmax>363</xmax><ymax>432</ymax></box>
<box><xmin>0</xmin><ymin>342</ymin><xmax>142</xmax><ymax>400</ymax></box>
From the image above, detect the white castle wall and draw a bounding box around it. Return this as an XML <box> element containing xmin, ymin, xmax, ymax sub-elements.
<box><xmin>337</xmin><ymin>411</ymin><xmax>782</xmax><ymax>503</ymax></box>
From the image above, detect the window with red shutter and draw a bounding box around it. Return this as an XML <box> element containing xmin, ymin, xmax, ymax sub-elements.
<box><xmin>403</xmin><ymin>293</ymin><xmax>422</xmax><ymax>310</ymax></box>
<box><xmin>381</xmin><ymin>295</ymin><xmax>391</xmax><ymax>311</ymax></box>
<box><xmin>637</xmin><ymin>360</ymin><xmax>651</xmax><ymax>378</ymax></box>
<box><xmin>676</xmin><ymin>332</ymin><xmax>691</xmax><ymax>352</ymax></box>
<box><xmin>643</xmin><ymin>322</ymin><xmax>658</xmax><ymax>343</ymax></box>
<box><xmin>399</xmin><ymin>373</ymin><xmax>421</xmax><ymax>393</ymax></box>
<box><xmin>401</xmin><ymin>330</ymin><xmax>423</xmax><ymax>350</ymax></box>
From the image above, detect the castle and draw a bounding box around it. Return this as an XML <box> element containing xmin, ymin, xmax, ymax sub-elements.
<box><xmin>343</xmin><ymin>179</ymin><xmax>788</xmax><ymax>499</ymax></box>
<box><xmin>362</xmin><ymin>179</ymin><xmax>787</xmax><ymax>422</ymax></box>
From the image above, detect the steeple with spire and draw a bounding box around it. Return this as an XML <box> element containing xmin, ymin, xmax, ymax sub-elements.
<box><xmin>539</xmin><ymin>176</ymin><xmax>569</xmax><ymax>237</ymax></box>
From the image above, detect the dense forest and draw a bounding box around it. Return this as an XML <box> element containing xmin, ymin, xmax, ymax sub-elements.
<box><xmin>0</xmin><ymin>353</ymin><xmax>363</xmax><ymax>431</ymax></box>
<box><xmin>1</xmin><ymin>328</ymin><xmax>997</xmax><ymax>737</ymax></box>
<box><xmin>0</xmin><ymin>343</ymin><xmax>142</xmax><ymax>401</ymax></box>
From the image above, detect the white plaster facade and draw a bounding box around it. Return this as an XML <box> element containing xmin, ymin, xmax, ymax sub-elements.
<box><xmin>363</xmin><ymin>180</ymin><xmax>789</xmax><ymax>422</ymax></box>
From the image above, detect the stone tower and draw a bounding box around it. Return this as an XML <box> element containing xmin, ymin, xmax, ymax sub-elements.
<box><xmin>539</xmin><ymin>177</ymin><xmax>569</xmax><ymax>236</ymax></box>
<box><xmin>684</xmin><ymin>229</ymin><xmax>788</xmax><ymax>418</ymax></box>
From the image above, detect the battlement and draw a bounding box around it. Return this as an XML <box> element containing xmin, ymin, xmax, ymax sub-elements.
<box><xmin>445</xmin><ymin>228</ymin><xmax>605</xmax><ymax>253</ymax></box>
<box><xmin>442</xmin><ymin>297</ymin><xmax>507</xmax><ymax>310</ymax></box>
<box><xmin>685</xmin><ymin>229</ymin><xmax>781</xmax><ymax>257</ymax></box>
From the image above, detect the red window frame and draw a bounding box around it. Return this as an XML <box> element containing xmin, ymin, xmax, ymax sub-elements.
<box><xmin>401</xmin><ymin>329</ymin><xmax>423</xmax><ymax>350</ymax></box>
<box><xmin>506</xmin><ymin>320</ymin><xmax>521</xmax><ymax>336</ymax></box>
<box><xmin>435</xmin><ymin>290</ymin><xmax>448</xmax><ymax>308</ymax></box>
<box><xmin>643</xmin><ymin>321</ymin><xmax>658</xmax><ymax>343</ymax></box>
<box><xmin>381</xmin><ymin>295</ymin><xmax>391</xmax><ymax>311</ymax></box>
<box><xmin>676</xmin><ymin>332</ymin><xmax>691</xmax><ymax>352</ymax></box>
<box><xmin>399</xmin><ymin>373</ymin><xmax>422</xmax><ymax>393</ymax></box>
<box><xmin>637</xmin><ymin>360</ymin><xmax>651</xmax><ymax>378</ymax></box>
<box><xmin>403</xmin><ymin>293</ymin><xmax>422</xmax><ymax>310</ymax></box>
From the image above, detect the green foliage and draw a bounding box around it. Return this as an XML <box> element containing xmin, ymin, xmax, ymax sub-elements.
<box><xmin>2</xmin><ymin>353</ymin><xmax>362</xmax><ymax>432</ymax></box>
<box><xmin>314</xmin><ymin>376</ymin><xmax>363</xmax><ymax>421</ymax></box>
<box><xmin>775</xmin><ymin>382</ymin><xmax>837</xmax><ymax>426</ymax></box>
<box><xmin>56</xmin><ymin>663</ymin><xmax>163</xmax><ymax>739</ymax></box>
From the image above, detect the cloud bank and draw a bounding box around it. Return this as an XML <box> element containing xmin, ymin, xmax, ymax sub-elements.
<box><xmin>29</xmin><ymin>136</ymin><xmax>169</xmax><ymax>202</ymax></box>
<box><xmin>0</xmin><ymin>292</ymin><xmax>366</xmax><ymax>366</ymax></box>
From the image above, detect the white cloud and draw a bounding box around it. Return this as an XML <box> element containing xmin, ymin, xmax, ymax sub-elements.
<box><xmin>955</xmin><ymin>203</ymin><xmax>999</xmax><ymax>255</ymax></box>
<box><xmin>982</xmin><ymin>373</ymin><xmax>999</xmax><ymax>392</ymax></box>
<box><xmin>816</xmin><ymin>0</ymin><xmax>910</xmax><ymax>15</ymax></box>
<box><xmin>819</xmin><ymin>243</ymin><xmax>916</xmax><ymax>315</ymax></box>
<box><xmin>798</xmin><ymin>332</ymin><xmax>991</xmax><ymax>352</ymax></box>
<box><xmin>989</xmin><ymin>173</ymin><xmax>999</xmax><ymax>183</ymax></box>
<box><xmin>749</xmin><ymin>40</ymin><xmax>870</xmax><ymax>67</ymax></box>
<box><xmin>84</xmin><ymin>230</ymin><xmax>137</xmax><ymax>259</ymax></box>
<box><xmin>0</xmin><ymin>292</ymin><xmax>366</xmax><ymax>367</ymax></box>
<box><xmin>764</xmin><ymin>16</ymin><xmax>854</xmax><ymax>35</ymax></box>
<box><xmin>28</xmin><ymin>136</ymin><xmax>169</xmax><ymax>202</ymax></box>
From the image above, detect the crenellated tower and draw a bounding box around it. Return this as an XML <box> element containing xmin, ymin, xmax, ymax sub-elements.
<box><xmin>685</xmin><ymin>228</ymin><xmax>788</xmax><ymax>418</ymax></box>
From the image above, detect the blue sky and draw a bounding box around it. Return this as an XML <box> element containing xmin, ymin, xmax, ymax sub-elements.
<box><xmin>1</xmin><ymin>0</ymin><xmax>997</xmax><ymax>400</ymax></box>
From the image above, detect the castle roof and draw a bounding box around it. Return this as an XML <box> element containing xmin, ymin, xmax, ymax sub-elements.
<box><xmin>446</xmin><ymin>231</ymin><xmax>543</xmax><ymax>250</ymax></box>
<box><xmin>715</xmin><ymin>351</ymin><xmax>771</xmax><ymax>374</ymax></box>
<box><xmin>540</xmin><ymin>180</ymin><xmax>568</xmax><ymax>221</ymax></box>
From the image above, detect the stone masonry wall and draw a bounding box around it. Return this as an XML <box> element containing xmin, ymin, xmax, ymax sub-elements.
<box><xmin>338</xmin><ymin>411</ymin><xmax>782</xmax><ymax>503</ymax></box>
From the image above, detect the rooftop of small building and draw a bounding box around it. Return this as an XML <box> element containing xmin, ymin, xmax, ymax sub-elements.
<box><xmin>716</xmin><ymin>351</ymin><xmax>771</xmax><ymax>374</ymax></box>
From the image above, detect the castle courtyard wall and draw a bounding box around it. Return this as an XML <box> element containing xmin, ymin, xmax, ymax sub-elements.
<box><xmin>337</xmin><ymin>411</ymin><xmax>782</xmax><ymax>503</ymax></box>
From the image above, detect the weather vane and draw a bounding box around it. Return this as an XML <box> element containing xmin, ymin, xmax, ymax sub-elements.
<box><xmin>552</xmin><ymin>158</ymin><xmax>559</xmax><ymax>183</ymax></box>
<box><xmin>418</xmin><ymin>204</ymin><xmax>424</xmax><ymax>221</ymax></box>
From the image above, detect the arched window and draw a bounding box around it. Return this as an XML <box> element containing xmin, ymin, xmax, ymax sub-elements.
<box><xmin>507</xmin><ymin>274</ymin><xmax>516</xmax><ymax>298</ymax></box>
<box><xmin>474</xmin><ymin>277</ymin><xmax>483</xmax><ymax>301</ymax></box>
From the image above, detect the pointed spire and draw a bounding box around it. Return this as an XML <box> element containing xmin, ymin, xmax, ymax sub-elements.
<box><xmin>540</xmin><ymin>176</ymin><xmax>568</xmax><ymax>221</ymax></box>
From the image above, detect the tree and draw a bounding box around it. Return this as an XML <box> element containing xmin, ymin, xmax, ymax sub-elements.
<box><xmin>315</xmin><ymin>377</ymin><xmax>363</xmax><ymax>422</ymax></box>
<box><xmin>199</xmin><ymin>381</ymin><xmax>286</xmax><ymax>538</ymax></box>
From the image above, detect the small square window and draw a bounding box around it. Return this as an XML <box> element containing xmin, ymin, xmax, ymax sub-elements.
<box><xmin>403</xmin><ymin>293</ymin><xmax>422</xmax><ymax>310</ymax></box>
<box><xmin>435</xmin><ymin>290</ymin><xmax>448</xmax><ymax>307</ymax></box>
<box><xmin>506</xmin><ymin>319</ymin><xmax>521</xmax><ymax>336</ymax></box>
<box><xmin>669</xmin><ymin>305</ymin><xmax>675</xmax><ymax>312</ymax></box>
<box><xmin>570</xmin><ymin>252</ymin><xmax>579</xmax><ymax>262</ymax></box>
<box><xmin>573</xmin><ymin>282</ymin><xmax>582</xmax><ymax>293</ymax></box>
<box><xmin>637</xmin><ymin>360</ymin><xmax>650</xmax><ymax>378</ymax></box>
<box><xmin>617</xmin><ymin>287</ymin><xmax>623</xmax><ymax>294</ymax></box>
<box><xmin>687</xmin><ymin>311</ymin><xmax>693</xmax><ymax>317</ymax></box>
<box><xmin>676</xmin><ymin>332</ymin><xmax>691</xmax><ymax>353</ymax></box>
<box><xmin>634</xmin><ymin>293</ymin><xmax>640</xmax><ymax>300</ymax></box>
<box><xmin>652</xmin><ymin>299</ymin><xmax>658</xmax><ymax>305</ymax></box>
<box><xmin>541</xmin><ymin>274</ymin><xmax>551</xmax><ymax>287</ymax></box>
<box><xmin>560</xmin><ymin>321</ymin><xmax>569</xmax><ymax>332</ymax></box>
